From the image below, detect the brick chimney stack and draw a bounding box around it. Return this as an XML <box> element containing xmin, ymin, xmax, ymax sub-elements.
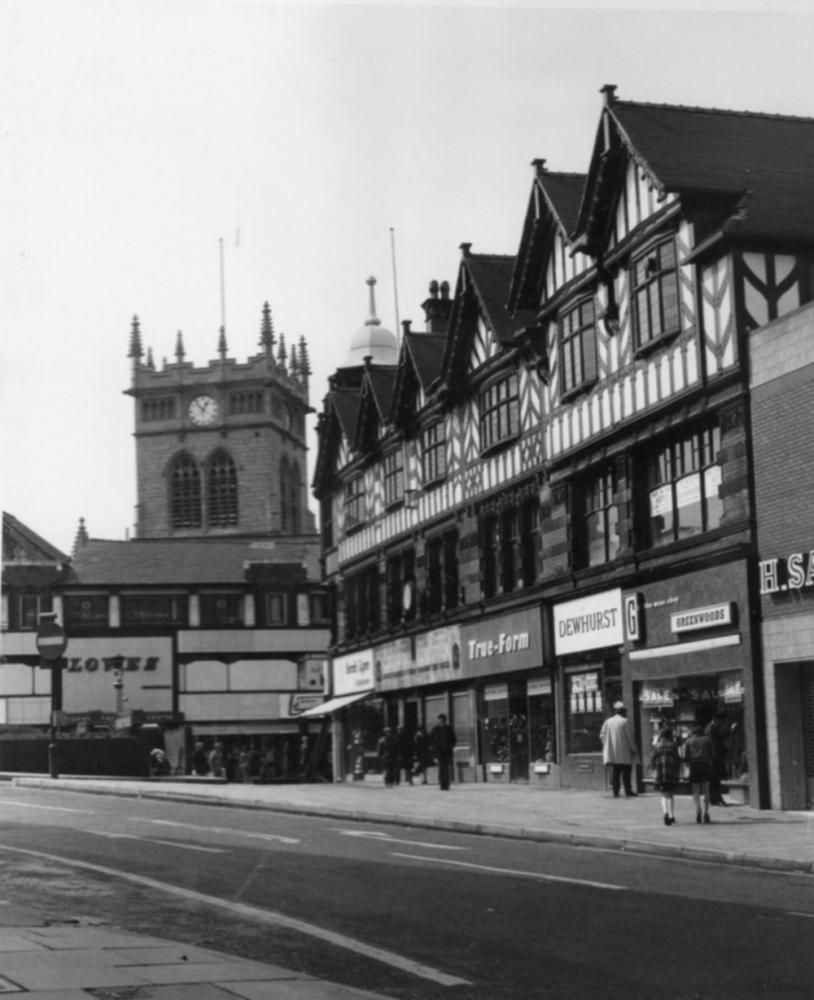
<box><xmin>421</xmin><ymin>279</ymin><xmax>452</xmax><ymax>334</ymax></box>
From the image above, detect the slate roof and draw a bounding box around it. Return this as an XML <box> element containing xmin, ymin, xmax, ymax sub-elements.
<box><xmin>403</xmin><ymin>332</ymin><xmax>446</xmax><ymax>391</ymax></box>
<box><xmin>328</xmin><ymin>387</ymin><xmax>361</xmax><ymax>441</ymax></box>
<box><xmin>2</xmin><ymin>512</ymin><xmax>69</xmax><ymax>566</ymax></box>
<box><xmin>364</xmin><ymin>366</ymin><xmax>397</xmax><ymax>419</ymax></box>
<box><xmin>540</xmin><ymin>171</ymin><xmax>586</xmax><ymax>236</ymax></box>
<box><xmin>67</xmin><ymin>537</ymin><xmax>322</xmax><ymax>586</ymax></box>
<box><xmin>611</xmin><ymin>100</ymin><xmax>814</xmax><ymax>244</ymax></box>
<box><xmin>466</xmin><ymin>254</ymin><xmax>526</xmax><ymax>344</ymax></box>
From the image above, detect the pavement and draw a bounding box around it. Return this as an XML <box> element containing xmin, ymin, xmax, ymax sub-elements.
<box><xmin>0</xmin><ymin>773</ymin><xmax>811</xmax><ymax>998</ymax></box>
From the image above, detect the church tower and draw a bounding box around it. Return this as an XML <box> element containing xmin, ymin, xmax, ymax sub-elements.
<box><xmin>125</xmin><ymin>307</ymin><xmax>316</xmax><ymax>539</ymax></box>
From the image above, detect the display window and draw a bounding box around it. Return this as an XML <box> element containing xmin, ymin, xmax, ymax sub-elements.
<box><xmin>566</xmin><ymin>670</ymin><xmax>604</xmax><ymax>753</ymax></box>
<box><xmin>528</xmin><ymin>676</ymin><xmax>556</xmax><ymax>763</ymax></box>
<box><xmin>638</xmin><ymin>671</ymin><xmax>746</xmax><ymax>780</ymax></box>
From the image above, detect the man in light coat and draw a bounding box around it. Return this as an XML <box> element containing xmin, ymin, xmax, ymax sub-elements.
<box><xmin>600</xmin><ymin>701</ymin><xmax>639</xmax><ymax>797</ymax></box>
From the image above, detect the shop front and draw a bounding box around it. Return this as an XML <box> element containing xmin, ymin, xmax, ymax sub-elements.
<box><xmin>305</xmin><ymin>648</ymin><xmax>380</xmax><ymax>781</ymax></box>
<box><xmin>459</xmin><ymin>607</ymin><xmax>552</xmax><ymax>785</ymax></box>
<box><xmin>553</xmin><ymin>588</ymin><xmax>626</xmax><ymax>791</ymax></box>
<box><xmin>757</xmin><ymin>545</ymin><xmax>814</xmax><ymax>809</ymax></box>
<box><xmin>624</xmin><ymin>559</ymin><xmax>757</xmax><ymax>805</ymax></box>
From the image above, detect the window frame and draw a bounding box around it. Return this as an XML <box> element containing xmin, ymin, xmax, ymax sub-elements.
<box><xmin>421</xmin><ymin>419</ymin><xmax>447</xmax><ymax>486</ymax></box>
<box><xmin>207</xmin><ymin>450</ymin><xmax>238</xmax><ymax>527</ymax></box>
<box><xmin>560</xmin><ymin>296</ymin><xmax>598</xmax><ymax>397</ymax></box>
<box><xmin>577</xmin><ymin>467</ymin><xmax>621</xmax><ymax>569</ymax></box>
<box><xmin>644</xmin><ymin>422</ymin><xmax>723</xmax><ymax>549</ymax></box>
<box><xmin>383</xmin><ymin>447</ymin><xmax>405</xmax><ymax>508</ymax></box>
<box><xmin>479</xmin><ymin>372</ymin><xmax>520</xmax><ymax>454</ymax></box>
<box><xmin>631</xmin><ymin>235</ymin><xmax>681</xmax><ymax>352</ymax></box>
<box><xmin>170</xmin><ymin>453</ymin><xmax>202</xmax><ymax>530</ymax></box>
<box><xmin>18</xmin><ymin>593</ymin><xmax>41</xmax><ymax>630</ymax></box>
<box><xmin>120</xmin><ymin>594</ymin><xmax>187</xmax><ymax>627</ymax></box>
<box><xmin>199</xmin><ymin>593</ymin><xmax>243</xmax><ymax>627</ymax></box>
<box><xmin>64</xmin><ymin>594</ymin><xmax>109</xmax><ymax>628</ymax></box>
<box><xmin>265</xmin><ymin>592</ymin><xmax>288</xmax><ymax>626</ymax></box>
<box><xmin>345</xmin><ymin>474</ymin><xmax>366</xmax><ymax>530</ymax></box>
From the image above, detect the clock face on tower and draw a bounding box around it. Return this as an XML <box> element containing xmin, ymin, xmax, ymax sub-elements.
<box><xmin>188</xmin><ymin>394</ymin><xmax>219</xmax><ymax>426</ymax></box>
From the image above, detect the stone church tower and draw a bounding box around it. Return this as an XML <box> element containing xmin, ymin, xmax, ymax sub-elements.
<box><xmin>125</xmin><ymin>306</ymin><xmax>316</xmax><ymax>539</ymax></box>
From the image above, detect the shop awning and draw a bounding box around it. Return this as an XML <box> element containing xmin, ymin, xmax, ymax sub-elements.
<box><xmin>298</xmin><ymin>691</ymin><xmax>371</xmax><ymax>717</ymax></box>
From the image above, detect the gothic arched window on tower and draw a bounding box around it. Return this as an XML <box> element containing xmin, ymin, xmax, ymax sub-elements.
<box><xmin>170</xmin><ymin>454</ymin><xmax>202</xmax><ymax>529</ymax></box>
<box><xmin>207</xmin><ymin>451</ymin><xmax>238</xmax><ymax>527</ymax></box>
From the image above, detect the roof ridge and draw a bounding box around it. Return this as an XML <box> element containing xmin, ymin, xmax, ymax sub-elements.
<box><xmin>616</xmin><ymin>98</ymin><xmax>814</xmax><ymax>126</ymax></box>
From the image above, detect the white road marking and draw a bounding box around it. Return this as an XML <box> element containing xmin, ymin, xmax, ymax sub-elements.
<box><xmin>0</xmin><ymin>800</ymin><xmax>94</xmax><ymax>814</ymax></box>
<box><xmin>334</xmin><ymin>829</ymin><xmax>466</xmax><ymax>851</ymax></box>
<box><xmin>89</xmin><ymin>831</ymin><xmax>227</xmax><ymax>854</ymax></box>
<box><xmin>788</xmin><ymin>911</ymin><xmax>814</xmax><ymax>919</ymax></box>
<box><xmin>132</xmin><ymin>817</ymin><xmax>300</xmax><ymax>845</ymax></box>
<box><xmin>391</xmin><ymin>852</ymin><xmax>627</xmax><ymax>891</ymax></box>
<box><xmin>0</xmin><ymin>843</ymin><xmax>470</xmax><ymax>987</ymax></box>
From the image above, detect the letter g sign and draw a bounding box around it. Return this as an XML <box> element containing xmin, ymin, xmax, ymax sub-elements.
<box><xmin>624</xmin><ymin>593</ymin><xmax>642</xmax><ymax>642</ymax></box>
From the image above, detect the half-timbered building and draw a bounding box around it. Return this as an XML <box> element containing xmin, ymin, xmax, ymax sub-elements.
<box><xmin>314</xmin><ymin>86</ymin><xmax>814</xmax><ymax>806</ymax></box>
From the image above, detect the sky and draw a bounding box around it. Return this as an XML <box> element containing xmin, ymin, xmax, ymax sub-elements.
<box><xmin>2</xmin><ymin>0</ymin><xmax>814</xmax><ymax>555</ymax></box>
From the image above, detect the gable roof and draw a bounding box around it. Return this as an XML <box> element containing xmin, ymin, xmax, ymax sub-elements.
<box><xmin>66</xmin><ymin>537</ymin><xmax>321</xmax><ymax>587</ymax></box>
<box><xmin>404</xmin><ymin>332</ymin><xmax>446</xmax><ymax>391</ymax></box>
<box><xmin>509</xmin><ymin>168</ymin><xmax>587</xmax><ymax>313</ymax></box>
<box><xmin>2</xmin><ymin>512</ymin><xmax>69</xmax><ymax>566</ymax></box>
<box><xmin>578</xmin><ymin>95</ymin><xmax>814</xmax><ymax>252</ymax></box>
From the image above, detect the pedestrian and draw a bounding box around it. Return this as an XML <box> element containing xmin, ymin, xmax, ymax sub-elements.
<box><xmin>705</xmin><ymin>711</ymin><xmax>730</xmax><ymax>806</ymax></box>
<box><xmin>412</xmin><ymin>724</ymin><xmax>434</xmax><ymax>784</ymax></box>
<box><xmin>599</xmin><ymin>701</ymin><xmax>639</xmax><ymax>797</ymax></box>
<box><xmin>209</xmin><ymin>741</ymin><xmax>226</xmax><ymax>779</ymax></box>
<box><xmin>430</xmin><ymin>713</ymin><xmax>456</xmax><ymax>791</ymax></box>
<box><xmin>191</xmin><ymin>741</ymin><xmax>209</xmax><ymax>776</ymax></box>
<box><xmin>650</xmin><ymin>727</ymin><xmax>681</xmax><ymax>825</ymax></box>
<box><xmin>683</xmin><ymin>723</ymin><xmax>715</xmax><ymax>824</ymax></box>
<box><xmin>396</xmin><ymin>725</ymin><xmax>414</xmax><ymax>785</ymax></box>
<box><xmin>377</xmin><ymin>726</ymin><xmax>399</xmax><ymax>787</ymax></box>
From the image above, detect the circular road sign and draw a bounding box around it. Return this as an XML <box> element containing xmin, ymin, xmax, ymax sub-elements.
<box><xmin>36</xmin><ymin>617</ymin><xmax>67</xmax><ymax>661</ymax></box>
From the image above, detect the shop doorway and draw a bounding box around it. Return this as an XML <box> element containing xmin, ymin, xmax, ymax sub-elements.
<box><xmin>801</xmin><ymin>665</ymin><xmax>814</xmax><ymax>809</ymax></box>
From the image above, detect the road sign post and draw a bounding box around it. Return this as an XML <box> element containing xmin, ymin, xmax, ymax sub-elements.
<box><xmin>36</xmin><ymin>614</ymin><xmax>67</xmax><ymax>779</ymax></box>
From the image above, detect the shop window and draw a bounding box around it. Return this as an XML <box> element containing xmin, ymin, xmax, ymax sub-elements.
<box><xmin>566</xmin><ymin>670</ymin><xmax>603</xmax><ymax>754</ymax></box>
<box><xmin>345</xmin><ymin>475</ymin><xmax>366</xmax><ymax>530</ymax></box>
<box><xmin>479</xmin><ymin>373</ymin><xmax>519</xmax><ymax>453</ymax></box>
<box><xmin>18</xmin><ymin>593</ymin><xmax>40</xmax><ymax>630</ymax></box>
<box><xmin>207</xmin><ymin>450</ymin><xmax>238</xmax><ymax>527</ymax></box>
<box><xmin>577</xmin><ymin>467</ymin><xmax>620</xmax><ymax>567</ymax></box>
<box><xmin>482</xmin><ymin>681</ymin><xmax>530</xmax><ymax>781</ymax></box>
<box><xmin>645</xmin><ymin>423</ymin><xmax>722</xmax><ymax>548</ymax></box>
<box><xmin>64</xmin><ymin>595</ymin><xmax>109</xmax><ymax>628</ymax></box>
<box><xmin>170</xmin><ymin>453</ymin><xmax>201</xmax><ymax>529</ymax></box>
<box><xmin>421</xmin><ymin>420</ymin><xmax>447</xmax><ymax>485</ymax></box>
<box><xmin>383</xmin><ymin>448</ymin><xmax>405</xmax><ymax>508</ymax></box>
<box><xmin>121</xmin><ymin>594</ymin><xmax>186</xmax><ymax>626</ymax></box>
<box><xmin>520</xmin><ymin>497</ymin><xmax>542</xmax><ymax>586</ymax></box>
<box><xmin>560</xmin><ymin>297</ymin><xmax>598</xmax><ymax>396</ymax></box>
<box><xmin>528</xmin><ymin>675</ymin><xmax>556</xmax><ymax>764</ymax></box>
<box><xmin>632</xmin><ymin>237</ymin><xmax>680</xmax><ymax>350</ymax></box>
<box><xmin>266</xmin><ymin>593</ymin><xmax>288</xmax><ymax>626</ymax></box>
<box><xmin>199</xmin><ymin>593</ymin><xmax>242</xmax><ymax>626</ymax></box>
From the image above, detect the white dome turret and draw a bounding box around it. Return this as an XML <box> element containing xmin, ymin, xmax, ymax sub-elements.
<box><xmin>340</xmin><ymin>276</ymin><xmax>398</xmax><ymax>368</ymax></box>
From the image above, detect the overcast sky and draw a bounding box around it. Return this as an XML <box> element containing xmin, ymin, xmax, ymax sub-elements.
<box><xmin>2</xmin><ymin>0</ymin><xmax>813</xmax><ymax>555</ymax></box>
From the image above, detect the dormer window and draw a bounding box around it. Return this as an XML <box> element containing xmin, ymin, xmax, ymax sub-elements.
<box><xmin>632</xmin><ymin>237</ymin><xmax>680</xmax><ymax>351</ymax></box>
<box><xmin>560</xmin><ymin>297</ymin><xmax>598</xmax><ymax>397</ymax></box>
<box><xmin>479</xmin><ymin>373</ymin><xmax>519</xmax><ymax>454</ymax></box>
<box><xmin>422</xmin><ymin>420</ymin><xmax>447</xmax><ymax>486</ymax></box>
<box><xmin>383</xmin><ymin>448</ymin><xmax>405</xmax><ymax>508</ymax></box>
<box><xmin>345</xmin><ymin>474</ymin><xmax>366</xmax><ymax>529</ymax></box>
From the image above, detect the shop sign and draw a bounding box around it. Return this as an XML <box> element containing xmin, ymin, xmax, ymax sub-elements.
<box><xmin>460</xmin><ymin>608</ymin><xmax>543</xmax><ymax>679</ymax></box>
<box><xmin>374</xmin><ymin>627</ymin><xmax>462</xmax><ymax>692</ymax></box>
<box><xmin>288</xmin><ymin>692</ymin><xmax>327</xmax><ymax>716</ymax></box>
<box><xmin>641</xmin><ymin>684</ymin><xmax>675</xmax><ymax>708</ymax></box>
<box><xmin>331</xmin><ymin>650</ymin><xmax>374</xmax><ymax>696</ymax></box>
<box><xmin>553</xmin><ymin>589</ymin><xmax>623</xmax><ymax>656</ymax></box>
<box><xmin>528</xmin><ymin>676</ymin><xmax>552</xmax><ymax>697</ymax></box>
<box><xmin>670</xmin><ymin>603</ymin><xmax>733</xmax><ymax>634</ymax></box>
<box><xmin>58</xmin><ymin>638</ymin><xmax>172</xmax><ymax>715</ymax></box>
<box><xmin>759</xmin><ymin>550</ymin><xmax>814</xmax><ymax>595</ymax></box>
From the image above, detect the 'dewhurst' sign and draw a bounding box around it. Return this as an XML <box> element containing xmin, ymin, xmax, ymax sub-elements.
<box><xmin>553</xmin><ymin>588</ymin><xmax>624</xmax><ymax>656</ymax></box>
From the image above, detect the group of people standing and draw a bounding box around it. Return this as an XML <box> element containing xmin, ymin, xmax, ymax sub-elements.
<box><xmin>601</xmin><ymin>701</ymin><xmax>732</xmax><ymax>827</ymax></box>
<box><xmin>377</xmin><ymin>714</ymin><xmax>457</xmax><ymax>791</ymax></box>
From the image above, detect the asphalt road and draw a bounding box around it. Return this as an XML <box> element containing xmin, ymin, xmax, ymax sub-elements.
<box><xmin>0</xmin><ymin>785</ymin><xmax>811</xmax><ymax>999</ymax></box>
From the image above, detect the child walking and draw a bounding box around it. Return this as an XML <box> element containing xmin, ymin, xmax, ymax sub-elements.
<box><xmin>650</xmin><ymin>727</ymin><xmax>681</xmax><ymax>826</ymax></box>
